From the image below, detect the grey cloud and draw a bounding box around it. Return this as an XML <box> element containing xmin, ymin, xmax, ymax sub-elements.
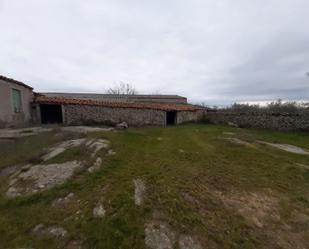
<box><xmin>209</xmin><ymin>33</ymin><xmax>309</xmax><ymax>103</ymax></box>
<box><xmin>0</xmin><ymin>0</ymin><xmax>308</xmax><ymax>105</ymax></box>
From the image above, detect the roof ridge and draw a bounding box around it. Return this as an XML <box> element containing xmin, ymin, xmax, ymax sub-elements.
<box><xmin>0</xmin><ymin>75</ymin><xmax>33</xmax><ymax>90</ymax></box>
<box><xmin>39</xmin><ymin>92</ymin><xmax>186</xmax><ymax>98</ymax></box>
<box><xmin>34</xmin><ymin>95</ymin><xmax>196</xmax><ymax>112</ymax></box>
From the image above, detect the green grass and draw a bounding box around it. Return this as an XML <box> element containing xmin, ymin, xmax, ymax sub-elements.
<box><xmin>0</xmin><ymin>131</ymin><xmax>84</xmax><ymax>170</ymax></box>
<box><xmin>0</xmin><ymin>124</ymin><xmax>308</xmax><ymax>249</ymax></box>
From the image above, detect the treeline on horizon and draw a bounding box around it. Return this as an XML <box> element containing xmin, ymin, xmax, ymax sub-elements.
<box><xmin>210</xmin><ymin>99</ymin><xmax>309</xmax><ymax>114</ymax></box>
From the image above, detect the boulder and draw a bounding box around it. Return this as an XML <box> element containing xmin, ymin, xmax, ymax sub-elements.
<box><xmin>93</xmin><ymin>204</ymin><xmax>106</xmax><ymax>218</ymax></box>
<box><xmin>116</xmin><ymin>122</ymin><xmax>128</xmax><ymax>129</ymax></box>
<box><xmin>227</xmin><ymin>122</ymin><xmax>239</xmax><ymax>128</ymax></box>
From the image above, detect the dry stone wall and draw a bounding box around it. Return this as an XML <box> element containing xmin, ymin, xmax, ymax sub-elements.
<box><xmin>63</xmin><ymin>104</ymin><xmax>166</xmax><ymax>126</ymax></box>
<box><xmin>206</xmin><ymin>111</ymin><xmax>309</xmax><ymax>131</ymax></box>
<box><xmin>177</xmin><ymin>111</ymin><xmax>198</xmax><ymax>124</ymax></box>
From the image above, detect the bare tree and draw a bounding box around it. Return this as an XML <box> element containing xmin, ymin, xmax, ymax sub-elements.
<box><xmin>107</xmin><ymin>82</ymin><xmax>138</xmax><ymax>95</ymax></box>
<box><xmin>151</xmin><ymin>90</ymin><xmax>161</xmax><ymax>95</ymax></box>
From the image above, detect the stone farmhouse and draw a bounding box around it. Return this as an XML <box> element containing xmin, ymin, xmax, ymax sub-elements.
<box><xmin>0</xmin><ymin>75</ymin><xmax>201</xmax><ymax>128</ymax></box>
<box><xmin>0</xmin><ymin>75</ymin><xmax>34</xmax><ymax>127</ymax></box>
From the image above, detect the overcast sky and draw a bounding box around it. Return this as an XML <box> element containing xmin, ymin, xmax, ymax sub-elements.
<box><xmin>0</xmin><ymin>0</ymin><xmax>308</xmax><ymax>104</ymax></box>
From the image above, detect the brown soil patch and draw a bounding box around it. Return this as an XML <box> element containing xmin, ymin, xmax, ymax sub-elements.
<box><xmin>217</xmin><ymin>191</ymin><xmax>309</xmax><ymax>248</ymax></box>
<box><xmin>218</xmin><ymin>191</ymin><xmax>280</xmax><ymax>228</ymax></box>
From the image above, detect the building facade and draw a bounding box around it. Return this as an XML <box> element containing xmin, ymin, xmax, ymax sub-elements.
<box><xmin>33</xmin><ymin>95</ymin><xmax>199</xmax><ymax>126</ymax></box>
<box><xmin>0</xmin><ymin>76</ymin><xmax>34</xmax><ymax>128</ymax></box>
<box><xmin>0</xmin><ymin>75</ymin><xmax>199</xmax><ymax>127</ymax></box>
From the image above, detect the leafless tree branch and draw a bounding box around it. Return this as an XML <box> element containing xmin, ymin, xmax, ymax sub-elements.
<box><xmin>107</xmin><ymin>82</ymin><xmax>138</xmax><ymax>95</ymax></box>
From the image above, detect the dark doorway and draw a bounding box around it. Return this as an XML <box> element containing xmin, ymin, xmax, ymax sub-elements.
<box><xmin>166</xmin><ymin>111</ymin><xmax>176</xmax><ymax>125</ymax></box>
<box><xmin>40</xmin><ymin>104</ymin><xmax>63</xmax><ymax>124</ymax></box>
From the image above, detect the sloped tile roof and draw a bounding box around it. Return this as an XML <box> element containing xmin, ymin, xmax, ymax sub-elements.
<box><xmin>40</xmin><ymin>92</ymin><xmax>187</xmax><ymax>100</ymax></box>
<box><xmin>34</xmin><ymin>95</ymin><xmax>198</xmax><ymax>112</ymax></box>
<box><xmin>0</xmin><ymin>75</ymin><xmax>33</xmax><ymax>90</ymax></box>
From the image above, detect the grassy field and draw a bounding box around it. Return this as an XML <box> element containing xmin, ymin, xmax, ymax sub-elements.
<box><xmin>0</xmin><ymin>124</ymin><xmax>308</xmax><ymax>249</ymax></box>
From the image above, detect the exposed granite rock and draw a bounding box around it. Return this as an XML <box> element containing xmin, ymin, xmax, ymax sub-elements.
<box><xmin>178</xmin><ymin>235</ymin><xmax>203</xmax><ymax>249</ymax></box>
<box><xmin>52</xmin><ymin>193</ymin><xmax>75</xmax><ymax>207</ymax></box>
<box><xmin>145</xmin><ymin>221</ymin><xmax>176</xmax><ymax>249</ymax></box>
<box><xmin>6</xmin><ymin>161</ymin><xmax>83</xmax><ymax>197</ymax></box>
<box><xmin>0</xmin><ymin>127</ymin><xmax>52</xmax><ymax>139</ymax></box>
<box><xmin>61</xmin><ymin>126</ymin><xmax>113</xmax><ymax>133</ymax></box>
<box><xmin>88</xmin><ymin>157</ymin><xmax>102</xmax><ymax>173</ymax></box>
<box><xmin>42</xmin><ymin>139</ymin><xmax>86</xmax><ymax>161</ymax></box>
<box><xmin>86</xmin><ymin>139</ymin><xmax>109</xmax><ymax>158</ymax></box>
<box><xmin>93</xmin><ymin>204</ymin><xmax>106</xmax><ymax>218</ymax></box>
<box><xmin>134</xmin><ymin>179</ymin><xmax>146</xmax><ymax>206</ymax></box>
<box><xmin>32</xmin><ymin>224</ymin><xmax>67</xmax><ymax>238</ymax></box>
<box><xmin>116</xmin><ymin>122</ymin><xmax>129</xmax><ymax>129</ymax></box>
<box><xmin>257</xmin><ymin>141</ymin><xmax>309</xmax><ymax>155</ymax></box>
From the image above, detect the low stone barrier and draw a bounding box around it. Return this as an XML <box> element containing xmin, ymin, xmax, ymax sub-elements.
<box><xmin>205</xmin><ymin>111</ymin><xmax>309</xmax><ymax>131</ymax></box>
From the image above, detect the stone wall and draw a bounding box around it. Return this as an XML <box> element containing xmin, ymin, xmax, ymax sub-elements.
<box><xmin>206</xmin><ymin>111</ymin><xmax>309</xmax><ymax>131</ymax></box>
<box><xmin>177</xmin><ymin>111</ymin><xmax>198</xmax><ymax>124</ymax></box>
<box><xmin>63</xmin><ymin>104</ymin><xmax>166</xmax><ymax>126</ymax></box>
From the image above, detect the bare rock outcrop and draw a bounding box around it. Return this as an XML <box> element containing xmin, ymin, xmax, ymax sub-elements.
<box><xmin>52</xmin><ymin>193</ymin><xmax>75</xmax><ymax>207</ymax></box>
<box><xmin>86</xmin><ymin>139</ymin><xmax>109</xmax><ymax>158</ymax></box>
<box><xmin>88</xmin><ymin>157</ymin><xmax>102</xmax><ymax>173</ymax></box>
<box><xmin>6</xmin><ymin>161</ymin><xmax>83</xmax><ymax>197</ymax></box>
<box><xmin>133</xmin><ymin>179</ymin><xmax>146</xmax><ymax>206</ymax></box>
<box><xmin>145</xmin><ymin>221</ymin><xmax>176</xmax><ymax>249</ymax></box>
<box><xmin>93</xmin><ymin>203</ymin><xmax>106</xmax><ymax>218</ymax></box>
<box><xmin>178</xmin><ymin>235</ymin><xmax>203</xmax><ymax>249</ymax></box>
<box><xmin>32</xmin><ymin>224</ymin><xmax>68</xmax><ymax>238</ymax></box>
<box><xmin>42</xmin><ymin>139</ymin><xmax>86</xmax><ymax>161</ymax></box>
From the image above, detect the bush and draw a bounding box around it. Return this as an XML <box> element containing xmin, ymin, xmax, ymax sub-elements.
<box><xmin>226</xmin><ymin>99</ymin><xmax>309</xmax><ymax>114</ymax></box>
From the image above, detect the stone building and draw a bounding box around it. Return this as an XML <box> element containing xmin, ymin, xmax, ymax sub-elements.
<box><xmin>0</xmin><ymin>75</ymin><xmax>199</xmax><ymax>127</ymax></box>
<box><xmin>33</xmin><ymin>95</ymin><xmax>199</xmax><ymax>126</ymax></box>
<box><xmin>0</xmin><ymin>75</ymin><xmax>34</xmax><ymax>127</ymax></box>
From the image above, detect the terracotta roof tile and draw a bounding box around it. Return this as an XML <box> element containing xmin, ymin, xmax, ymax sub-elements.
<box><xmin>40</xmin><ymin>92</ymin><xmax>187</xmax><ymax>100</ymax></box>
<box><xmin>34</xmin><ymin>96</ymin><xmax>197</xmax><ymax>112</ymax></box>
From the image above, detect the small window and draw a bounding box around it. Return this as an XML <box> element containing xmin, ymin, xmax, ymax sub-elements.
<box><xmin>11</xmin><ymin>89</ymin><xmax>22</xmax><ymax>113</ymax></box>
